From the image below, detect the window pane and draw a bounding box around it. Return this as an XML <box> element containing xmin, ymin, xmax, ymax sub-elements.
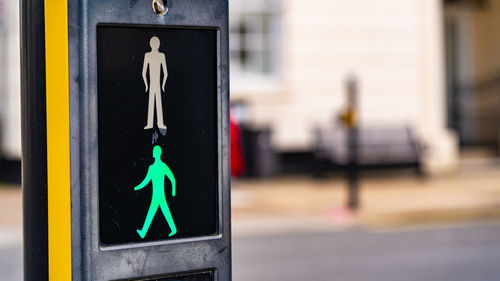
<box><xmin>229</xmin><ymin>0</ymin><xmax>281</xmax><ymax>77</ymax></box>
<box><xmin>243</xmin><ymin>33</ymin><xmax>266</xmax><ymax>51</ymax></box>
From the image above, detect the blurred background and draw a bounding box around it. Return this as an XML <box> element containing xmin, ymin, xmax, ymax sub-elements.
<box><xmin>2</xmin><ymin>0</ymin><xmax>500</xmax><ymax>280</ymax></box>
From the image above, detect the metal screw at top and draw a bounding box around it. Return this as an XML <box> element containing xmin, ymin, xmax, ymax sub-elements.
<box><xmin>152</xmin><ymin>0</ymin><xmax>168</xmax><ymax>15</ymax></box>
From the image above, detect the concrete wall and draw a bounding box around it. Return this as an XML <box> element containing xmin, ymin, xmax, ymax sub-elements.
<box><xmin>0</xmin><ymin>0</ymin><xmax>21</xmax><ymax>160</ymax></box>
<box><xmin>0</xmin><ymin>0</ymin><xmax>5</xmax><ymax>143</ymax></box>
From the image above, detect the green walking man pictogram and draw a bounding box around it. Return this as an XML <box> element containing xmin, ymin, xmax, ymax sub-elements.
<box><xmin>133</xmin><ymin>145</ymin><xmax>177</xmax><ymax>239</ymax></box>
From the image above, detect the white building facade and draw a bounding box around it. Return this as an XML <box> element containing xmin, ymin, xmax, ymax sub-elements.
<box><xmin>0</xmin><ymin>0</ymin><xmax>21</xmax><ymax>160</ymax></box>
<box><xmin>230</xmin><ymin>0</ymin><xmax>459</xmax><ymax>174</ymax></box>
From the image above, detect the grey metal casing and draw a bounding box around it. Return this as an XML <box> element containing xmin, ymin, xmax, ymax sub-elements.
<box><xmin>67</xmin><ymin>0</ymin><xmax>231</xmax><ymax>280</ymax></box>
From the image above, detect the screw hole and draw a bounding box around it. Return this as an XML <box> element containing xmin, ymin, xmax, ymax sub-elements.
<box><xmin>152</xmin><ymin>0</ymin><xmax>168</xmax><ymax>15</ymax></box>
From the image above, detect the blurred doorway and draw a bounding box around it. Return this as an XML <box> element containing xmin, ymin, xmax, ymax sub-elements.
<box><xmin>444</xmin><ymin>0</ymin><xmax>500</xmax><ymax>152</ymax></box>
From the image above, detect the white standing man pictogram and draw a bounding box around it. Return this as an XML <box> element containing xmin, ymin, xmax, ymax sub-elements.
<box><xmin>142</xmin><ymin>36</ymin><xmax>168</xmax><ymax>130</ymax></box>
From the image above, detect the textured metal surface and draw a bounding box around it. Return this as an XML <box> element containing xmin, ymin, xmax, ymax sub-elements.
<box><xmin>126</xmin><ymin>269</ymin><xmax>214</xmax><ymax>281</ymax></box>
<box><xmin>68</xmin><ymin>0</ymin><xmax>230</xmax><ymax>280</ymax></box>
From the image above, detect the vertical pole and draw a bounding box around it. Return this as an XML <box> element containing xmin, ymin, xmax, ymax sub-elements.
<box><xmin>21</xmin><ymin>0</ymin><xmax>49</xmax><ymax>279</ymax></box>
<box><xmin>346</xmin><ymin>76</ymin><xmax>359</xmax><ymax>209</ymax></box>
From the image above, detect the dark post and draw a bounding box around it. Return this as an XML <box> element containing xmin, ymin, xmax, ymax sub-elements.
<box><xmin>21</xmin><ymin>0</ymin><xmax>49</xmax><ymax>279</ymax></box>
<box><xmin>344</xmin><ymin>75</ymin><xmax>360</xmax><ymax>209</ymax></box>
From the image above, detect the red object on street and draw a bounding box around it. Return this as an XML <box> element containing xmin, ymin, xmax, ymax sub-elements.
<box><xmin>230</xmin><ymin>114</ymin><xmax>246</xmax><ymax>177</ymax></box>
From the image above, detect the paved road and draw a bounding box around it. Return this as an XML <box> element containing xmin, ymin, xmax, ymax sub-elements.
<box><xmin>233</xmin><ymin>222</ymin><xmax>500</xmax><ymax>281</ymax></box>
<box><xmin>0</xmin><ymin>246</ymin><xmax>22</xmax><ymax>281</ymax></box>
<box><xmin>2</xmin><ymin>222</ymin><xmax>500</xmax><ymax>280</ymax></box>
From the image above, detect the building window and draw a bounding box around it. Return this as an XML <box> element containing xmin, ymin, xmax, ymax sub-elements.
<box><xmin>229</xmin><ymin>0</ymin><xmax>281</xmax><ymax>78</ymax></box>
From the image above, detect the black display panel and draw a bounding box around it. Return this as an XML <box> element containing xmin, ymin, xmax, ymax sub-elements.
<box><xmin>97</xmin><ymin>25</ymin><xmax>218</xmax><ymax>245</ymax></box>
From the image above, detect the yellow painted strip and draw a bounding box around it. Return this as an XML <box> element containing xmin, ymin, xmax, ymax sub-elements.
<box><xmin>44</xmin><ymin>0</ymin><xmax>72</xmax><ymax>280</ymax></box>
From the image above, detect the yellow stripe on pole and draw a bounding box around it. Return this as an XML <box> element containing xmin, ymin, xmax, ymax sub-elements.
<box><xmin>44</xmin><ymin>0</ymin><xmax>72</xmax><ymax>280</ymax></box>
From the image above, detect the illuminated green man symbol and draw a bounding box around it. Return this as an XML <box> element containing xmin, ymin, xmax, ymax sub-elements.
<box><xmin>133</xmin><ymin>145</ymin><xmax>177</xmax><ymax>239</ymax></box>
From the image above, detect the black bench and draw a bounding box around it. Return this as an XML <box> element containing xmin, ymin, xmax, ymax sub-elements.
<box><xmin>314</xmin><ymin>125</ymin><xmax>422</xmax><ymax>173</ymax></box>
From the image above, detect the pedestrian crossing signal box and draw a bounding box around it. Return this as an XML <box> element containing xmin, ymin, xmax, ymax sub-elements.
<box><xmin>21</xmin><ymin>1</ymin><xmax>230</xmax><ymax>281</ymax></box>
<box><xmin>98</xmin><ymin>26</ymin><xmax>219</xmax><ymax>245</ymax></box>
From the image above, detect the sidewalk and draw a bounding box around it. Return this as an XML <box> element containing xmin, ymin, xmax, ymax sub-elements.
<box><xmin>232</xmin><ymin>165</ymin><xmax>500</xmax><ymax>236</ymax></box>
<box><xmin>0</xmin><ymin>186</ymin><xmax>22</xmax><ymax>248</ymax></box>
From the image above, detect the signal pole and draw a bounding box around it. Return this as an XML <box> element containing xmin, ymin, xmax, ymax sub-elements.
<box><xmin>341</xmin><ymin>75</ymin><xmax>360</xmax><ymax>209</ymax></box>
